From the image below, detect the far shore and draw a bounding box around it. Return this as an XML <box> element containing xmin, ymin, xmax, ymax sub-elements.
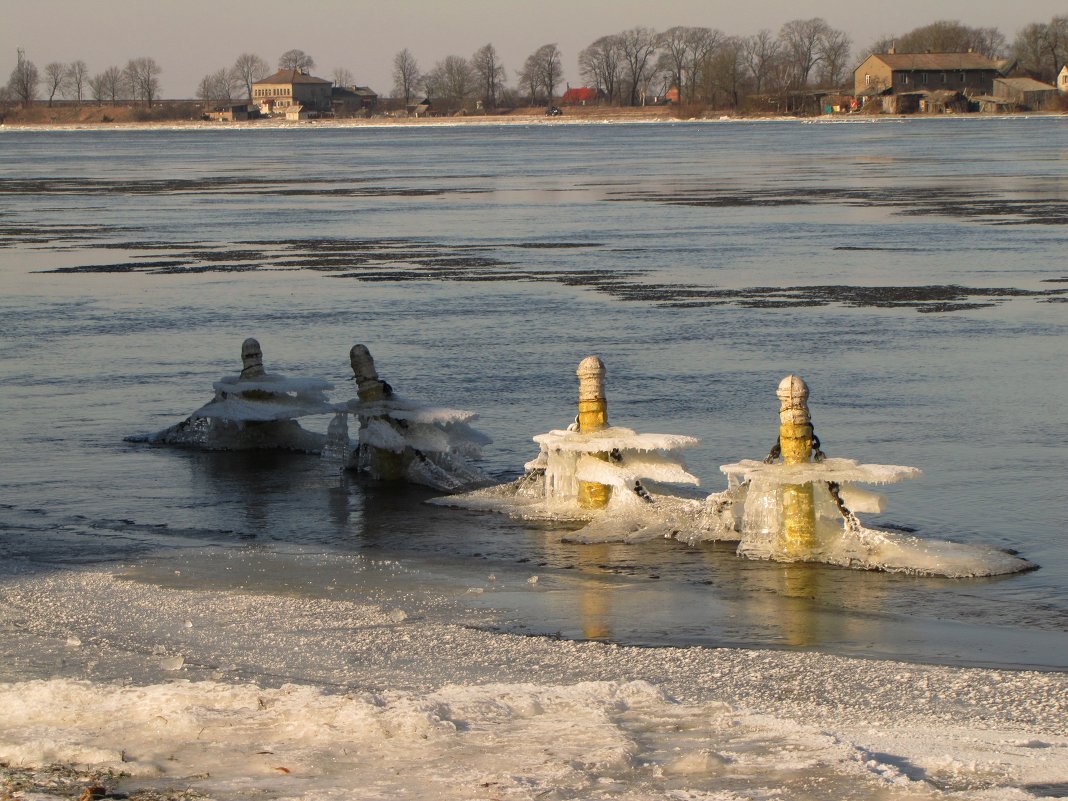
<box><xmin>2</xmin><ymin>101</ymin><xmax>1065</xmax><ymax>131</ymax></box>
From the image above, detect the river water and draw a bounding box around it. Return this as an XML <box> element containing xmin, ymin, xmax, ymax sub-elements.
<box><xmin>1</xmin><ymin>118</ymin><xmax>1067</xmax><ymax>673</ymax></box>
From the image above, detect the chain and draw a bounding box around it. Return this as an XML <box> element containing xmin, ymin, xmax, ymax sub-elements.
<box><xmin>811</xmin><ymin>429</ymin><xmax>826</xmax><ymax>463</ymax></box>
<box><xmin>633</xmin><ymin>479</ymin><xmax>653</xmax><ymax>503</ymax></box>
<box><xmin>826</xmin><ymin>480</ymin><xmax>862</xmax><ymax>533</ymax></box>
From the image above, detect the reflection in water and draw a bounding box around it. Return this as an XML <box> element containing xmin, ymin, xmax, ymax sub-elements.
<box><xmin>164</xmin><ymin>444</ymin><xmax>1059</xmax><ymax>667</ymax></box>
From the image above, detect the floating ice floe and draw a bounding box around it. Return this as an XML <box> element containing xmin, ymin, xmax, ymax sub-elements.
<box><xmin>320</xmin><ymin>345</ymin><xmax>493</xmax><ymax>492</ymax></box>
<box><xmin>127</xmin><ymin>338</ymin><xmax>332</xmax><ymax>452</ymax></box>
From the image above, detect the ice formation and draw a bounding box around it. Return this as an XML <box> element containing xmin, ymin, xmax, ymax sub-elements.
<box><xmin>440</xmin><ymin>356</ymin><xmax>716</xmax><ymax>542</ymax></box>
<box><xmin>127</xmin><ymin>338</ymin><xmax>333</xmax><ymax>452</ymax></box>
<box><xmin>321</xmin><ymin>344</ymin><xmax>492</xmax><ymax>491</ymax></box>
<box><xmin>688</xmin><ymin>375</ymin><xmax>1034</xmax><ymax>577</ymax></box>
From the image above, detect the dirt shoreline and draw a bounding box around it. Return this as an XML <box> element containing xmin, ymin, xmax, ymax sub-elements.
<box><xmin>3</xmin><ymin>111</ymin><xmax>1064</xmax><ymax>132</ymax></box>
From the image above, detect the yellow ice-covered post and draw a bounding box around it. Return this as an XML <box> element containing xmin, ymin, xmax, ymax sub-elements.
<box><xmin>350</xmin><ymin>344</ymin><xmax>405</xmax><ymax>480</ymax></box>
<box><xmin>777</xmin><ymin>374</ymin><xmax>817</xmax><ymax>557</ymax></box>
<box><xmin>576</xmin><ymin>356</ymin><xmax>611</xmax><ymax>509</ymax></box>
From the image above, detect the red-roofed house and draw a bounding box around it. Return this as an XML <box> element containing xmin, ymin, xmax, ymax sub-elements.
<box><xmin>561</xmin><ymin>86</ymin><xmax>602</xmax><ymax>105</ymax></box>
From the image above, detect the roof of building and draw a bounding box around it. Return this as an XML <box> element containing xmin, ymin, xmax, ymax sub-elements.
<box><xmin>995</xmin><ymin>76</ymin><xmax>1057</xmax><ymax>91</ymax></box>
<box><xmin>254</xmin><ymin>69</ymin><xmax>331</xmax><ymax>86</ymax></box>
<box><xmin>863</xmin><ymin>52</ymin><xmax>1001</xmax><ymax>71</ymax></box>
<box><xmin>561</xmin><ymin>86</ymin><xmax>600</xmax><ymax>103</ymax></box>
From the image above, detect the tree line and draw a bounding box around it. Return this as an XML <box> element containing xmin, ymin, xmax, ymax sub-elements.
<box><xmin>395</xmin><ymin>16</ymin><xmax>1066</xmax><ymax>112</ymax></box>
<box><xmin>4</xmin><ymin>49</ymin><xmax>162</xmax><ymax>107</ymax></box>
<box><xmin>4</xmin><ymin>16</ymin><xmax>1066</xmax><ymax>112</ymax></box>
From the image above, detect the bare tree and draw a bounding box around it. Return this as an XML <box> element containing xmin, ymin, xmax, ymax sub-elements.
<box><xmin>278</xmin><ymin>49</ymin><xmax>315</xmax><ymax>72</ymax></box>
<box><xmin>684</xmin><ymin>27</ymin><xmax>723</xmax><ymax>103</ymax></box>
<box><xmin>332</xmin><ymin>67</ymin><xmax>354</xmax><ymax>87</ymax></box>
<box><xmin>867</xmin><ymin>20</ymin><xmax>1006</xmax><ymax>60</ymax></box>
<box><xmin>779</xmin><ymin>18</ymin><xmax>832</xmax><ymax>89</ymax></box>
<box><xmin>1012</xmin><ymin>16</ymin><xmax>1068</xmax><ymax>82</ymax></box>
<box><xmin>579</xmin><ymin>35</ymin><xmax>623</xmax><ymax>103</ymax></box>
<box><xmin>88</xmin><ymin>72</ymin><xmax>107</xmax><ymax>104</ymax></box>
<box><xmin>517</xmin><ymin>53</ymin><xmax>540</xmax><ymax>105</ymax></box>
<box><xmin>124</xmin><ymin>57</ymin><xmax>161</xmax><ymax>105</ymax></box>
<box><xmin>471</xmin><ymin>43</ymin><xmax>505</xmax><ymax>108</ymax></box>
<box><xmin>44</xmin><ymin>61</ymin><xmax>67</xmax><ymax>106</ymax></box>
<box><xmin>658</xmin><ymin>26</ymin><xmax>722</xmax><ymax>104</ymax></box>
<box><xmin>233</xmin><ymin>53</ymin><xmax>268</xmax><ymax>99</ymax></box>
<box><xmin>659</xmin><ymin>26</ymin><xmax>691</xmax><ymax>98</ymax></box>
<box><xmin>526</xmin><ymin>43</ymin><xmax>563</xmax><ymax>103</ymax></box>
<box><xmin>818</xmin><ymin>28</ymin><xmax>852</xmax><ymax>86</ymax></box>
<box><xmin>65</xmin><ymin>60</ymin><xmax>89</xmax><ymax>104</ymax></box>
<box><xmin>392</xmin><ymin>48</ymin><xmax>420</xmax><ymax>105</ymax></box>
<box><xmin>97</xmin><ymin>65</ymin><xmax>123</xmax><ymax>103</ymax></box>
<box><xmin>422</xmin><ymin>55</ymin><xmax>476</xmax><ymax>111</ymax></box>
<box><xmin>6</xmin><ymin>50</ymin><xmax>39</xmax><ymax>106</ymax></box>
<box><xmin>702</xmin><ymin>36</ymin><xmax>746</xmax><ymax>109</ymax></box>
<box><xmin>618</xmin><ymin>27</ymin><xmax>660</xmax><ymax>105</ymax></box>
<box><xmin>198</xmin><ymin>67</ymin><xmax>240</xmax><ymax>103</ymax></box>
<box><xmin>743</xmin><ymin>29</ymin><xmax>781</xmax><ymax>93</ymax></box>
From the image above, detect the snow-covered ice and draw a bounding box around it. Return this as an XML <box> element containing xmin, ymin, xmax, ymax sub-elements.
<box><xmin>0</xmin><ymin>560</ymin><xmax>1065</xmax><ymax>801</ymax></box>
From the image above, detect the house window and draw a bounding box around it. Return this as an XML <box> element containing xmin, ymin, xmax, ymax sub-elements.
<box><xmin>865</xmin><ymin>74</ymin><xmax>872</xmax><ymax>86</ymax></box>
<box><xmin>902</xmin><ymin>74</ymin><xmax>909</xmax><ymax>85</ymax></box>
<box><xmin>960</xmin><ymin>72</ymin><xmax>966</xmax><ymax>82</ymax></box>
<box><xmin>941</xmin><ymin>73</ymin><xmax>947</xmax><ymax>83</ymax></box>
<box><xmin>922</xmin><ymin>72</ymin><xmax>928</xmax><ymax>84</ymax></box>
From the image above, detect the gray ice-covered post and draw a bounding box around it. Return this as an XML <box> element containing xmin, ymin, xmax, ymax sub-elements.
<box><xmin>240</xmin><ymin>337</ymin><xmax>266</xmax><ymax>379</ymax></box>
<box><xmin>349</xmin><ymin>343</ymin><xmax>403</xmax><ymax>478</ymax></box>
<box><xmin>350</xmin><ymin>344</ymin><xmax>391</xmax><ymax>401</ymax></box>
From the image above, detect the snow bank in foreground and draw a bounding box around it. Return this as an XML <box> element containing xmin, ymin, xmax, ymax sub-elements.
<box><xmin>0</xmin><ymin>566</ymin><xmax>1065</xmax><ymax>800</ymax></box>
<box><xmin>2</xmin><ymin>676</ymin><xmax>1065</xmax><ymax>801</ymax></box>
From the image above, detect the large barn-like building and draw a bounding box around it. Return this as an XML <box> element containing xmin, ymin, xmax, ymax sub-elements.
<box><xmin>252</xmin><ymin>69</ymin><xmax>333</xmax><ymax>115</ymax></box>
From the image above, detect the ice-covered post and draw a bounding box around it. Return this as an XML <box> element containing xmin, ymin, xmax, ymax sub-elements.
<box><xmin>350</xmin><ymin>345</ymin><xmax>387</xmax><ymax>402</ymax></box>
<box><xmin>240</xmin><ymin>338</ymin><xmax>266</xmax><ymax>379</ymax></box>
<box><xmin>349</xmin><ymin>344</ymin><xmax>405</xmax><ymax>480</ymax></box>
<box><xmin>576</xmin><ymin>355</ymin><xmax>611</xmax><ymax>509</ymax></box>
<box><xmin>777</xmin><ymin>374</ymin><xmax>816</xmax><ymax>556</ymax></box>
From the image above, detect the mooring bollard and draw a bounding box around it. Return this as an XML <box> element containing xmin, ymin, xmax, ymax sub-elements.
<box><xmin>576</xmin><ymin>355</ymin><xmax>611</xmax><ymax>509</ymax></box>
<box><xmin>777</xmin><ymin>374</ymin><xmax>817</xmax><ymax>556</ymax></box>
<box><xmin>349</xmin><ymin>344</ymin><xmax>405</xmax><ymax>480</ymax></box>
<box><xmin>240</xmin><ymin>337</ymin><xmax>266</xmax><ymax>379</ymax></box>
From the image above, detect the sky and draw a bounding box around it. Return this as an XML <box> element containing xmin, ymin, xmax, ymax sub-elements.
<box><xmin>3</xmin><ymin>0</ymin><xmax>1065</xmax><ymax>99</ymax></box>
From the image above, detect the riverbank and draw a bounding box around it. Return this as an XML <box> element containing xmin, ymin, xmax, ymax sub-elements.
<box><xmin>2</xmin><ymin>104</ymin><xmax>1064</xmax><ymax>132</ymax></box>
<box><xmin>1</xmin><ymin>561</ymin><xmax>1066</xmax><ymax>800</ymax></box>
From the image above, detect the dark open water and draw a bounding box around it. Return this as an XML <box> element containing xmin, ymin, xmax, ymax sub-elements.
<box><xmin>1</xmin><ymin>118</ymin><xmax>1066</xmax><ymax>670</ymax></box>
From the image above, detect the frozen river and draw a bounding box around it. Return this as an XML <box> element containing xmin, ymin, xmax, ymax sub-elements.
<box><xmin>0</xmin><ymin>118</ymin><xmax>1066</xmax><ymax>799</ymax></box>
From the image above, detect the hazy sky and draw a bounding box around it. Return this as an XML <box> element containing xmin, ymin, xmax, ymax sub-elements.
<box><xmin>4</xmin><ymin>0</ymin><xmax>1064</xmax><ymax>98</ymax></box>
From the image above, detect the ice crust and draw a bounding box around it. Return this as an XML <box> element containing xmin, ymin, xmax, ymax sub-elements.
<box><xmin>443</xmin><ymin>430</ymin><xmax>1031</xmax><ymax>577</ymax></box>
<box><xmin>0</xmin><ymin>565</ymin><xmax>1065</xmax><ymax>801</ymax></box>
<box><xmin>129</xmin><ymin>371</ymin><xmax>334</xmax><ymax>452</ymax></box>
<box><xmin>324</xmin><ymin>394</ymin><xmax>493</xmax><ymax>492</ymax></box>
<box><xmin>441</xmin><ymin>423</ymin><xmax>703</xmax><ymax>544</ymax></box>
<box><xmin>720</xmin><ymin>457</ymin><xmax>922</xmax><ymax>486</ymax></box>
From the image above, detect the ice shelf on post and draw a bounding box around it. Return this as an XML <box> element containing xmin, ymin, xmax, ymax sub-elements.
<box><xmin>126</xmin><ymin>337</ymin><xmax>333</xmax><ymax>452</ymax></box>
<box><xmin>322</xmin><ymin>344</ymin><xmax>493</xmax><ymax>492</ymax></box>
<box><xmin>437</xmin><ymin>355</ymin><xmax>718</xmax><ymax>543</ymax></box>
<box><xmin>706</xmin><ymin>374</ymin><xmax>1035</xmax><ymax>577</ymax></box>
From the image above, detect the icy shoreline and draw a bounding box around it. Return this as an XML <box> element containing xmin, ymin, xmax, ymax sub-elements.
<box><xmin>1</xmin><ymin>561</ymin><xmax>1065</xmax><ymax>800</ymax></box>
<box><xmin>2</xmin><ymin>111</ymin><xmax>1064</xmax><ymax>134</ymax></box>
